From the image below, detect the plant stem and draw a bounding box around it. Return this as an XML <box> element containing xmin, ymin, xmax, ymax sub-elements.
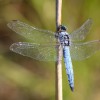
<box><xmin>55</xmin><ymin>0</ymin><xmax>62</xmax><ymax>100</ymax></box>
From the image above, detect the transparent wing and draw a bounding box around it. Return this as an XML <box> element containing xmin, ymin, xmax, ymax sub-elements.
<box><xmin>70</xmin><ymin>40</ymin><xmax>100</xmax><ymax>60</ymax></box>
<box><xmin>7</xmin><ymin>20</ymin><xmax>56</xmax><ymax>44</ymax></box>
<box><xmin>10</xmin><ymin>42</ymin><xmax>57</xmax><ymax>61</ymax></box>
<box><xmin>70</xmin><ymin>18</ymin><xmax>93</xmax><ymax>41</ymax></box>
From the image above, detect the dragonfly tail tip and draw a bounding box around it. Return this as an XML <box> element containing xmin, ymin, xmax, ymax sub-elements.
<box><xmin>70</xmin><ymin>86</ymin><xmax>74</xmax><ymax>92</ymax></box>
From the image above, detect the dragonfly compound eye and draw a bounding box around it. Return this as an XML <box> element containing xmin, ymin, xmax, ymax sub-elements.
<box><xmin>57</xmin><ymin>25</ymin><xmax>67</xmax><ymax>31</ymax></box>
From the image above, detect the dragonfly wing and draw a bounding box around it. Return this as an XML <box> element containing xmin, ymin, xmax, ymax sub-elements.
<box><xmin>7</xmin><ymin>20</ymin><xmax>56</xmax><ymax>44</ymax></box>
<box><xmin>70</xmin><ymin>18</ymin><xmax>93</xmax><ymax>41</ymax></box>
<box><xmin>10</xmin><ymin>42</ymin><xmax>57</xmax><ymax>61</ymax></box>
<box><xmin>70</xmin><ymin>40</ymin><xmax>100</xmax><ymax>60</ymax></box>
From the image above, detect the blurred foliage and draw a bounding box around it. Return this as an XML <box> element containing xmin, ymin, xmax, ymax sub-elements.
<box><xmin>0</xmin><ymin>0</ymin><xmax>100</xmax><ymax>100</ymax></box>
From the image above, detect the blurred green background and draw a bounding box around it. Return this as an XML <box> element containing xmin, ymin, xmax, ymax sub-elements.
<box><xmin>0</xmin><ymin>0</ymin><xmax>100</xmax><ymax>100</ymax></box>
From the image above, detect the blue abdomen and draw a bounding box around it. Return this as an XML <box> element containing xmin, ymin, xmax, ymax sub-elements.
<box><xmin>63</xmin><ymin>46</ymin><xmax>74</xmax><ymax>91</ymax></box>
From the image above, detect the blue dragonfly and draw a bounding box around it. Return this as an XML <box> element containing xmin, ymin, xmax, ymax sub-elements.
<box><xmin>7</xmin><ymin>19</ymin><xmax>100</xmax><ymax>91</ymax></box>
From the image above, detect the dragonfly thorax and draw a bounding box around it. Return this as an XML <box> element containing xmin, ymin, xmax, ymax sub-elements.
<box><xmin>59</xmin><ymin>31</ymin><xmax>70</xmax><ymax>46</ymax></box>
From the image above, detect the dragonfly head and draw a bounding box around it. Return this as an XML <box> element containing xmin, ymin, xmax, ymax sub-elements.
<box><xmin>57</xmin><ymin>25</ymin><xmax>67</xmax><ymax>32</ymax></box>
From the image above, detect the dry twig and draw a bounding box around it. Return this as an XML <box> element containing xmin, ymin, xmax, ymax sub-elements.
<box><xmin>55</xmin><ymin>0</ymin><xmax>63</xmax><ymax>100</ymax></box>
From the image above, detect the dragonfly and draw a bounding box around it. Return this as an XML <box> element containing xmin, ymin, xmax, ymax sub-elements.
<box><xmin>7</xmin><ymin>19</ymin><xmax>100</xmax><ymax>91</ymax></box>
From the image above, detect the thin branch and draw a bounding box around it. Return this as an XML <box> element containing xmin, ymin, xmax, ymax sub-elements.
<box><xmin>56</xmin><ymin>0</ymin><xmax>62</xmax><ymax>27</ymax></box>
<box><xmin>55</xmin><ymin>0</ymin><xmax>63</xmax><ymax>100</ymax></box>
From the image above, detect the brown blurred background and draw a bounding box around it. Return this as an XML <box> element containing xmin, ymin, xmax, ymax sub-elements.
<box><xmin>0</xmin><ymin>0</ymin><xmax>100</xmax><ymax>100</ymax></box>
